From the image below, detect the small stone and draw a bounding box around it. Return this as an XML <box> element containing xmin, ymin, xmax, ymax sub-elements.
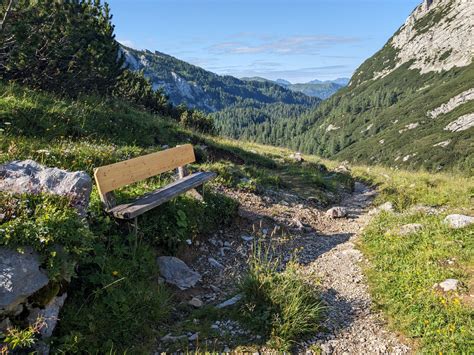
<box><xmin>224</xmin><ymin>241</ymin><xmax>231</xmax><ymax>247</ymax></box>
<box><xmin>223</xmin><ymin>346</ymin><xmax>231</xmax><ymax>353</ymax></box>
<box><xmin>444</xmin><ymin>214</ymin><xmax>474</xmax><ymax>229</ymax></box>
<box><xmin>438</xmin><ymin>278</ymin><xmax>459</xmax><ymax>292</ymax></box>
<box><xmin>208</xmin><ymin>257</ymin><xmax>224</xmax><ymax>269</ymax></box>
<box><xmin>216</xmin><ymin>294</ymin><xmax>243</xmax><ymax>309</ymax></box>
<box><xmin>326</xmin><ymin>207</ymin><xmax>348</xmax><ymax>218</ymax></box>
<box><xmin>185</xmin><ymin>239</ymin><xmax>192</xmax><ymax>245</ymax></box>
<box><xmin>188</xmin><ymin>297</ymin><xmax>203</xmax><ymax>308</ymax></box>
<box><xmin>241</xmin><ymin>235</ymin><xmax>254</xmax><ymax>242</ymax></box>
<box><xmin>211</xmin><ymin>323</ymin><xmax>219</xmax><ymax>330</ymax></box>
<box><xmin>157</xmin><ymin>256</ymin><xmax>201</xmax><ymax>290</ymax></box>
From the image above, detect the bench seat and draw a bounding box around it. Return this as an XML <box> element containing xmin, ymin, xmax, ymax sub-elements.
<box><xmin>108</xmin><ymin>171</ymin><xmax>216</xmax><ymax>219</ymax></box>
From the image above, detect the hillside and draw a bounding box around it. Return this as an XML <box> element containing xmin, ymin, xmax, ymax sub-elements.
<box><xmin>241</xmin><ymin>76</ymin><xmax>348</xmax><ymax>99</ymax></box>
<box><xmin>121</xmin><ymin>46</ymin><xmax>319</xmax><ymax>110</ymax></box>
<box><xmin>227</xmin><ymin>0</ymin><xmax>474</xmax><ymax>172</ymax></box>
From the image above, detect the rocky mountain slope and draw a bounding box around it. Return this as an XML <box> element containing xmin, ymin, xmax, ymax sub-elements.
<box><xmin>241</xmin><ymin>77</ymin><xmax>349</xmax><ymax>99</ymax></box>
<box><xmin>232</xmin><ymin>0</ymin><xmax>473</xmax><ymax>172</ymax></box>
<box><xmin>121</xmin><ymin>46</ymin><xmax>319</xmax><ymax>112</ymax></box>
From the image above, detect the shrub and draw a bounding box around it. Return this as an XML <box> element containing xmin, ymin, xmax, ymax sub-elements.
<box><xmin>0</xmin><ymin>193</ymin><xmax>95</xmax><ymax>281</ymax></box>
<box><xmin>180</xmin><ymin>110</ymin><xmax>215</xmax><ymax>134</ymax></box>
<box><xmin>239</xmin><ymin>242</ymin><xmax>322</xmax><ymax>350</ymax></box>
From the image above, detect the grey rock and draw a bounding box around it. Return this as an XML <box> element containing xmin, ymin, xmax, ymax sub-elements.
<box><xmin>208</xmin><ymin>257</ymin><xmax>224</xmax><ymax>269</ymax></box>
<box><xmin>444</xmin><ymin>214</ymin><xmax>474</xmax><ymax>229</ymax></box>
<box><xmin>369</xmin><ymin>201</ymin><xmax>394</xmax><ymax>215</ymax></box>
<box><xmin>216</xmin><ymin>294</ymin><xmax>243</xmax><ymax>309</ymax></box>
<box><xmin>188</xmin><ymin>297</ymin><xmax>203</xmax><ymax>308</ymax></box>
<box><xmin>157</xmin><ymin>256</ymin><xmax>201</xmax><ymax>290</ymax></box>
<box><xmin>326</xmin><ymin>207</ymin><xmax>348</xmax><ymax>218</ymax></box>
<box><xmin>0</xmin><ymin>248</ymin><xmax>49</xmax><ymax>315</ymax></box>
<box><xmin>0</xmin><ymin>160</ymin><xmax>92</xmax><ymax>216</ymax></box>
<box><xmin>398</xmin><ymin>223</ymin><xmax>423</xmax><ymax>236</ymax></box>
<box><xmin>241</xmin><ymin>235</ymin><xmax>254</xmax><ymax>242</ymax></box>
<box><xmin>27</xmin><ymin>293</ymin><xmax>67</xmax><ymax>338</ymax></box>
<box><xmin>437</xmin><ymin>278</ymin><xmax>459</xmax><ymax>292</ymax></box>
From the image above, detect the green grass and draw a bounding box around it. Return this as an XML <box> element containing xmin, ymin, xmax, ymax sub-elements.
<box><xmin>350</xmin><ymin>165</ymin><xmax>474</xmax><ymax>352</ymax></box>
<box><xmin>239</xmin><ymin>241</ymin><xmax>322</xmax><ymax>351</ymax></box>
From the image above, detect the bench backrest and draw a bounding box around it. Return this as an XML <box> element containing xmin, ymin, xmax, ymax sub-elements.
<box><xmin>94</xmin><ymin>144</ymin><xmax>195</xmax><ymax>206</ymax></box>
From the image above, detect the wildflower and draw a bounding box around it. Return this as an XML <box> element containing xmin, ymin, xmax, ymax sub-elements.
<box><xmin>112</xmin><ymin>271</ymin><xmax>119</xmax><ymax>276</ymax></box>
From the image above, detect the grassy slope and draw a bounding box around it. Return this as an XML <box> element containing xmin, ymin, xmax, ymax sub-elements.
<box><xmin>0</xmin><ymin>83</ymin><xmax>347</xmax><ymax>352</ymax></box>
<box><xmin>1</xmin><ymin>83</ymin><xmax>472</xmax><ymax>352</ymax></box>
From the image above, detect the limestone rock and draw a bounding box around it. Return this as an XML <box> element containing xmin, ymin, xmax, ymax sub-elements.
<box><xmin>157</xmin><ymin>256</ymin><xmax>201</xmax><ymax>290</ymax></box>
<box><xmin>188</xmin><ymin>297</ymin><xmax>203</xmax><ymax>308</ymax></box>
<box><xmin>428</xmin><ymin>88</ymin><xmax>474</xmax><ymax>118</ymax></box>
<box><xmin>216</xmin><ymin>294</ymin><xmax>242</xmax><ymax>309</ymax></box>
<box><xmin>369</xmin><ymin>202</ymin><xmax>394</xmax><ymax>215</ymax></box>
<box><xmin>374</xmin><ymin>0</ymin><xmax>473</xmax><ymax>80</ymax></box>
<box><xmin>0</xmin><ymin>248</ymin><xmax>49</xmax><ymax>316</ymax></box>
<box><xmin>0</xmin><ymin>160</ymin><xmax>92</xmax><ymax>216</ymax></box>
<box><xmin>436</xmin><ymin>278</ymin><xmax>459</xmax><ymax>292</ymax></box>
<box><xmin>326</xmin><ymin>207</ymin><xmax>348</xmax><ymax>219</ymax></box>
<box><xmin>27</xmin><ymin>293</ymin><xmax>67</xmax><ymax>338</ymax></box>
<box><xmin>443</xmin><ymin>113</ymin><xmax>474</xmax><ymax>132</ymax></box>
<box><xmin>444</xmin><ymin>214</ymin><xmax>474</xmax><ymax>229</ymax></box>
<box><xmin>208</xmin><ymin>257</ymin><xmax>224</xmax><ymax>269</ymax></box>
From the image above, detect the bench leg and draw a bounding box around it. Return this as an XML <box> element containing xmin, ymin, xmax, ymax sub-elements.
<box><xmin>133</xmin><ymin>217</ymin><xmax>138</xmax><ymax>236</ymax></box>
<box><xmin>186</xmin><ymin>186</ymin><xmax>204</xmax><ymax>201</ymax></box>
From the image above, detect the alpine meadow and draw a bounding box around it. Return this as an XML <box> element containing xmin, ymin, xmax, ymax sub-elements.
<box><xmin>0</xmin><ymin>0</ymin><xmax>472</xmax><ymax>354</ymax></box>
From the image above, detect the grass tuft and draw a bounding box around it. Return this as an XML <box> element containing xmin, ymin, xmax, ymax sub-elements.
<box><xmin>239</xmin><ymin>241</ymin><xmax>322</xmax><ymax>350</ymax></box>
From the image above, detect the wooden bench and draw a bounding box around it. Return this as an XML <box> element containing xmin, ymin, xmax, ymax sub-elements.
<box><xmin>93</xmin><ymin>144</ymin><xmax>216</xmax><ymax>222</ymax></box>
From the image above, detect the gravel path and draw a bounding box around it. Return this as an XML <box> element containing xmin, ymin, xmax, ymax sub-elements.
<box><xmin>164</xmin><ymin>182</ymin><xmax>411</xmax><ymax>353</ymax></box>
<box><xmin>299</xmin><ymin>182</ymin><xmax>410</xmax><ymax>354</ymax></box>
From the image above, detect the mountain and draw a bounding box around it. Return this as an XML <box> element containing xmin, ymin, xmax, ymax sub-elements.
<box><xmin>240</xmin><ymin>76</ymin><xmax>348</xmax><ymax>99</ymax></box>
<box><xmin>285</xmin><ymin>82</ymin><xmax>345</xmax><ymax>100</ymax></box>
<box><xmin>121</xmin><ymin>46</ymin><xmax>318</xmax><ymax>112</ymax></box>
<box><xmin>231</xmin><ymin>0</ymin><xmax>474</xmax><ymax>172</ymax></box>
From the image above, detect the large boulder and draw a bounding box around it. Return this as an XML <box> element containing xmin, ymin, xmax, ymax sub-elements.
<box><xmin>0</xmin><ymin>248</ymin><xmax>49</xmax><ymax>316</ymax></box>
<box><xmin>0</xmin><ymin>160</ymin><xmax>92</xmax><ymax>216</ymax></box>
<box><xmin>157</xmin><ymin>256</ymin><xmax>201</xmax><ymax>290</ymax></box>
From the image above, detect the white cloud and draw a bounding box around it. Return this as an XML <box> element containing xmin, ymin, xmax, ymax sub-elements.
<box><xmin>208</xmin><ymin>34</ymin><xmax>362</xmax><ymax>55</ymax></box>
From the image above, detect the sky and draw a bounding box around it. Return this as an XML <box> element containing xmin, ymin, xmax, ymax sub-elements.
<box><xmin>107</xmin><ymin>0</ymin><xmax>420</xmax><ymax>83</ymax></box>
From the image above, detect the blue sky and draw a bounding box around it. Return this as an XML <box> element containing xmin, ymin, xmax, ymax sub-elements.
<box><xmin>108</xmin><ymin>0</ymin><xmax>420</xmax><ymax>83</ymax></box>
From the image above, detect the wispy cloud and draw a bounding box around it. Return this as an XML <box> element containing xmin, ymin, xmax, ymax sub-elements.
<box><xmin>208</xmin><ymin>34</ymin><xmax>362</xmax><ymax>55</ymax></box>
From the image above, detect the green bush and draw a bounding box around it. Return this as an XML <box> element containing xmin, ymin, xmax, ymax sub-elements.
<box><xmin>0</xmin><ymin>193</ymin><xmax>94</xmax><ymax>281</ymax></box>
<box><xmin>239</xmin><ymin>242</ymin><xmax>322</xmax><ymax>350</ymax></box>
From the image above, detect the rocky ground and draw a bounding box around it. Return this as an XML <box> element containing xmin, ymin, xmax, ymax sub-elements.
<box><xmin>157</xmin><ymin>181</ymin><xmax>411</xmax><ymax>353</ymax></box>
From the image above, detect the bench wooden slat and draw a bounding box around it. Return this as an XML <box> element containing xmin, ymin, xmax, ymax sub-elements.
<box><xmin>94</xmin><ymin>144</ymin><xmax>195</xmax><ymax>196</ymax></box>
<box><xmin>108</xmin><ymin>171</ymin><xmax>216</xmax><ymax>219</ymax></box>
